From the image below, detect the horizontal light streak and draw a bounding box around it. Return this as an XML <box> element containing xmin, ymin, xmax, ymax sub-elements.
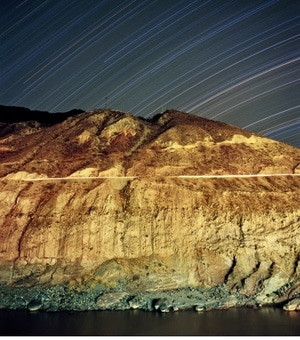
<box><xmin>3</xmin><ymin>173</ymin><xmax>299</xmax><ymax>182</ymax></box>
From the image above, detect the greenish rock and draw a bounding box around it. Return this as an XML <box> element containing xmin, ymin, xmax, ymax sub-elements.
<box><xmin>27</xmin><ymin>299</ymin><xmax>43</xmax><ymax>311</ymax></box>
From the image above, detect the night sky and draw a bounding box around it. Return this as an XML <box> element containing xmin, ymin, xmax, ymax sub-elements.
<box><xmin>1</xmin><ymin>0</ymin><xmax>299</xmax><ymax>147</ymax></box>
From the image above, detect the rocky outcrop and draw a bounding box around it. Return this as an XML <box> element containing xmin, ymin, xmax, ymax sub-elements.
<box><xmin>0</xmin><ymin>108</ymin><xmax>299</xmax><ymax>311</ymax></box>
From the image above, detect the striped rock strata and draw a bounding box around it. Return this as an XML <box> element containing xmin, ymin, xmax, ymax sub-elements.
<box><xmin>0</xmin><ymin>109</ymin><xmax>299</xmax><ymax>310</ymax></box>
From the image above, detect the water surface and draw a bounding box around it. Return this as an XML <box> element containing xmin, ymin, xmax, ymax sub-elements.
<box><xmin>0</xmin><ymin>307</ymin><xmax>299</xmax><ymax>336</ymax></box>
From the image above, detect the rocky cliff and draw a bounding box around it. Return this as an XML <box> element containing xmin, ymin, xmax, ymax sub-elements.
<box><xmin>0</xmin><ymin>108</ymin><xmax>299</xmax><ymax>312</ymax></box>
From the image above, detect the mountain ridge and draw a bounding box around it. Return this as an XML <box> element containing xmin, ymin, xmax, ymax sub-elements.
<box><xmin>0</xmin><ymin>104</ymin><xmax>298</xmax><ymax>149</ymax></box>
<box><xmin>0</xmin><ymin>108</ymin><xmax>299</xmax><ymax>179</ymax></box>
<box><xmin>0</xmin><ymin>104</ymin><xmax>84</xmax><ymax>125</ymax></box>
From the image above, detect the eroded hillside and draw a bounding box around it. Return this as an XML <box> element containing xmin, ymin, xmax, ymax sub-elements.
<box><xmin>0</xmin><ymin>109</ymin><xmax>299</xmax><ymax>312</ymax></box>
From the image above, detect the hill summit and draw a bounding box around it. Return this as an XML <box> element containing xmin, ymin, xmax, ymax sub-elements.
<box><xmin>0</xmin><ymin>108</ymin><xmax>299</xmax><ymax>178</ymax></box>
<box><xmin>0</xmin><ymin>108</ymin><xmax>299</xmax><ymax>312</ymax></box>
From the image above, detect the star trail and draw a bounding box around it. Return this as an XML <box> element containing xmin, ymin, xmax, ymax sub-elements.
<box><xmin>1</xmin><ymin>0</ymin><xmax>299</xmax><ymax>147</ymax></box>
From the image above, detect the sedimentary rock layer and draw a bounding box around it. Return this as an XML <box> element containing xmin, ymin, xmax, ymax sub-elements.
<box><xmin>0</xmin><ymin>109</ymin><xmax>299</xmax><ymax>311</ymax></box>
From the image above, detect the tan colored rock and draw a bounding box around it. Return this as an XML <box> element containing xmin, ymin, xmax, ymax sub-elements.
<box><xmin>0</xmin><ymin>109</ymin><xmax>299</xmax><ymax>307</ymax></box>
<box><xmin>283</xmin><ymin>298</ymin><xmax>300</xmax><ymax>311</ymax></box>
<box><xmin>96</xmin><ymin>291</ymin><xmax>129</xmax><ymax>309</ymax></box>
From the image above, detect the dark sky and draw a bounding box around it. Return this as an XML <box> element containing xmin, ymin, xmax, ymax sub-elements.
<box><xmin>1</xmin><ymin>0</ymin><xmax>299</xmax><ymax>147</ymax></box>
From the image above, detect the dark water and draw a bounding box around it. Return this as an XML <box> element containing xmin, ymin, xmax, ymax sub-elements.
<box><xmin>0</xmin><ymin>307</ymin><xmax>299</xmax><ymax>336</ymax></box>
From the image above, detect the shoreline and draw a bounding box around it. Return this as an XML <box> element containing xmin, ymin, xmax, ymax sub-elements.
<box><xmin>0</xmin><ymin>282</ymin><xmax>296</xmax><ymax>313</ymax></box>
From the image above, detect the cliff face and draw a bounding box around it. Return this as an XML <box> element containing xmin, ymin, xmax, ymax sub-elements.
<box><xmin>0</xmin><ymin>109</ymin><xmax>299</xmax><ymax>310</ymax></box>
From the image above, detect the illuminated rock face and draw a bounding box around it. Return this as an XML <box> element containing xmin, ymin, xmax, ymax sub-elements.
<box><xmin>0</xmin><ymin>109</ymin><xmax>299</xmax><ymax>306</ymax></box>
